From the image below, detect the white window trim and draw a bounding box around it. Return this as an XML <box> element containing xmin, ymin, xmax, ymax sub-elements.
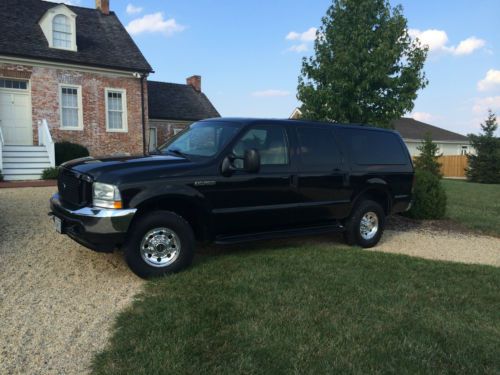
<box><xmin>59</xmin><ymin>83</ymin><xmax>83</xmax><ymax>130</ymax></box>
<box><xmin>105</xmin><ymin>88</ymin><xmax>128</xmax><ymax>133</ymax></box>
<box><xmin>149</xmin><ymin>127</ymin><xmax>157</xmax><ymax>151</ymax></box>
<box><xmin>39</xmin><ymin>5</ymin><xmax>78</xmax><ymax>52</ymax></box>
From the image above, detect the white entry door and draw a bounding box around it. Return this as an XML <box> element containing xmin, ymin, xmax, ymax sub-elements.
<box><xmin>0</xmin><ymin>79</ymin><xmax>32</xmax><ymax>145</ymax></box>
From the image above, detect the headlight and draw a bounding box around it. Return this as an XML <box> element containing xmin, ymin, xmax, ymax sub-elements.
<box><xmin>93</xmin><ymin>182</ymin><xmax>123</xmax><ymax>209</ymax></box>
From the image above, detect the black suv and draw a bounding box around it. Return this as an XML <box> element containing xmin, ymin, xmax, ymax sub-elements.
<box><xmin>50</xmin><ymin>118</ymin><xmax>413</xmax><ymax>278</ymax></box>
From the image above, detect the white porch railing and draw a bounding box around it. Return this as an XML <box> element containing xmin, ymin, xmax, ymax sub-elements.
<box><xmin>0</xmin><ymin>126</ymin><xmax>4</xmax><ymax>174</ymax></box>
<box><xmin>38</xmin><ymin>120</ymin><xmax>55</xmax><ymax>167</ymax></box>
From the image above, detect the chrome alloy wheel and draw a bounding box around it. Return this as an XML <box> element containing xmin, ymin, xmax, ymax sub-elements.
<box><xmin>140</xmin><ymin>227</ymin><xmax>181</xmax><ymax>267</ymax></box>
<box><xmin>360</xmin><ymin>212</ymin><xmax>379</xmax><ymax>240</ymax></box>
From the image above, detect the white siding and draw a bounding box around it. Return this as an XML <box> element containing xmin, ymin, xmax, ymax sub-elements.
<box><xmin>404</xmin><ymin>140</ymin><xmax>474</xmax><ymax>157</ymax></box>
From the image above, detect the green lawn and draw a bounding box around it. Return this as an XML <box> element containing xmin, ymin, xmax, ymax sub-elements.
<box><xmin>442</xmin><ymin>179</ymin><xmax>500</xmax><ymax>237</ymax></box>
<box><xmin>93</xmin><ymin>243</ymin><xmax>500</xmax><ymax>374</ymax></box>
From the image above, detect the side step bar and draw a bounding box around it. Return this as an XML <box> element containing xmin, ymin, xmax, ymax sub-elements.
<box><xmin>215</xmin><ymin>223</ymin><xmax>344</xmax><ymax>245</ymax></box>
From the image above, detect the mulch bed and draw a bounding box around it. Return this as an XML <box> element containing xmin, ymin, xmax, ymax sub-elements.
<box><xmin>0</xmin><ymin>180</ymin><xmax>57</xmax><ymax>189</ymax></box>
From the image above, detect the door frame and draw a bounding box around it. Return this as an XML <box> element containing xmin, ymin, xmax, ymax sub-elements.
<box><xmin>0</xmin><ymin>78</ymin><xmax>33</xmax><ymax>145</ymax></box>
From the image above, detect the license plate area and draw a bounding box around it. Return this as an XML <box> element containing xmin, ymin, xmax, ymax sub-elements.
<box><xmin>54</xmin><ymin>216</ymin><xmax>64</xmax><ymax>234</ymax></box>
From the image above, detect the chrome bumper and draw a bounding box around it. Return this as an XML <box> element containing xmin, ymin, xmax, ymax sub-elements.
<box><xmin>49</xmin><ymin>193</ymin><xmax>136</xmax><ymax>235</ymax></box>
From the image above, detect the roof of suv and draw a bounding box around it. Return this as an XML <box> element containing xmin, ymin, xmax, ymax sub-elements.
<box><xmin>201</xmin><ymin>118</ymin><xmax>400</xmax><ymax>134</ymax></box>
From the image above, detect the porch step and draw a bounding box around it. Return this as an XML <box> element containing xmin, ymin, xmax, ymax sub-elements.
<box><xmin>1</xmin><ymin>145</ymin><xmax>53</xmax><ymax>181</ymax></box>
<box><xmin>2</xmin><ymin>145</ymin><xmax>47</xmax><ymax>152</ymax></box>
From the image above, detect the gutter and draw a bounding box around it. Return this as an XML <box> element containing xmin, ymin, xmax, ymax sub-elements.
<box><xmin>140</xmin><ymin>73</ymin><xmax>148</xmax><ymax>155</ymax></box>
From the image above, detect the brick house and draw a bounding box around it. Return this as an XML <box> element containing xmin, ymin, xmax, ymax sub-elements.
<box><xmin>148</xmin><ymin>77</ymin><xmax>220</xmax><ymax>150</ymax></box>
<box><xmin>0</xmin><ymin>0</ymin><xmax>219</xmax><ymax>181</ymax></box>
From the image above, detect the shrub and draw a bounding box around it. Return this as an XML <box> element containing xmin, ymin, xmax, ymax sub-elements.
<box><xmin>55</xmin><ymin>141</ymin><xmax>89</xmax><ymax>166</ymax></box>
<box><xmin>466</xmin><ymin>110</ymin><xmax>500</xmax><ymax>184</ymax></box>
<box><xmin>413</xmin><ymin>132</ymin><xmax>442</xmax><ymax>178</ymax></box>
<box><xmin>0</xmin><ymin>171</ymin><xmax>3</xmax><ymax>182</ymax></box>
<box><xmin>405</xmin><ymin>170</ymin><xmax>447</xmax><ymax>219</ymax></box>
<box><xmin>41</xmin><ymin>167</ymin><xmax>59</xmax><ymax>180</ymax></box>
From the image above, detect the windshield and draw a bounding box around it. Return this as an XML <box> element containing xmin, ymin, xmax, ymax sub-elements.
<box><xmin>158</xmin><ymin>121</ymin><xmax>241</xmax><ymax>158</ymax></box>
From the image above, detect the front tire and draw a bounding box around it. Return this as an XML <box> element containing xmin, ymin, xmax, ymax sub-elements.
<box><xmin>124</xmin><ymin>211</ymin><xmax>195</xmax><ymax>278</ymax></box>
<box><xmin>343</xmin><ymin>200</ymin><xmax>385</xmax><ymax>248</ymax></box>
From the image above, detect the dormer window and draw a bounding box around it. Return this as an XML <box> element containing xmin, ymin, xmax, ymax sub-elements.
<box><xmin>39</xmin><ymin>4</ymin><xmax>77</xmax><ymax>52</ymax></box>
<box><xmin>53</xmin><ymin>15</ymin><xmax>72</xmax><ymax>49</ymax></box>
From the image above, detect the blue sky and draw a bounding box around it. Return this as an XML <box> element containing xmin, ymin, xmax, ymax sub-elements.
<box><xmin>65</xmin><ymin>0</ymin><xmax>500</xmax><ymax>135</ymax></box>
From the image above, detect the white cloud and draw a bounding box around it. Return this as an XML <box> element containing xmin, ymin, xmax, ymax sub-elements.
<box><xmin>252</xmin><ymin>90</ymin><xmax>291</xmax><ymax>98</ymax></box>
<box><xmin>126</xmin><ymin>4</ymin><xmax>143</xmax><ymax>15</ymax></box>
<box><xmin>286</xmin><ymin>27</ymin><xmax>317</xmax><ymax>53</ymax></box>
<box><xmin>409</xmin><ymin>28</ymin><xmax>485</xmax><ymax>56</ymax></box>
<box><xmin>453</xmin><ymin>37</ymin><xmax>486</xmax><ymax>55</ymax></box>
<box><xmin>126</xmin><ymin>13</ymin><xmax>185</xmax><ymax>36</ymax></box>
<box><xmin>472</xmin><ymin>96</ymin><xmax>500</xmax><ymax>113</ymax></box>
<box><xmin>286</xmin><ymin>27</ymin><xmax>317</xmax><ymax>42</ymax></box>
<box><xmin>411</xmin><ymin>112</ymin><xmax>435</xmax><ymax>123</ymax></box>
<box><xmin>477</xmin><ymin>69</ymin><xmax>500</xmax><ymax>91</ymax></box>
<box><xmin>288</xmin><ymin>43</ymin><xmax>309</xmax><ymax>53</ymax></box>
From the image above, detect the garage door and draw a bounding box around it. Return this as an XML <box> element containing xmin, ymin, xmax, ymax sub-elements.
<box><xmin>0</xmin><ymin>79</ymin><xmax>32</xmax><ymax>145</ymax></box>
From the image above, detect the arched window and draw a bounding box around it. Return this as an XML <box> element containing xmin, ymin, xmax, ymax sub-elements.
<box><xmin>53</xmin><ymin>14</ymin><xmax>72</xmax><ymax>49</ymax></box>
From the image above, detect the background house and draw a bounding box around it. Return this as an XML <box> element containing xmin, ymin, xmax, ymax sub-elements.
<box><xmin>289</xmin><ymin>109</ymin><xmax>472</xmax><ymax>157</ymax></box>
<box><xmin>147</xmin><ymin>76</ymin><xmax>220</xmax><ymax>150</ymax></box>
<box><xmin>392</xmin><ymin>118</ymin><xmax>472</xmax><ymax>157</ymax></box>
<box><xmin>0</xmin><ymin>0</ymin><xmax>220</xmax><ymax>181</ymax></box>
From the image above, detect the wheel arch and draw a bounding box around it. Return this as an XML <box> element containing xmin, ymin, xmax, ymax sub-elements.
<box><xmin>351</xmin><ymin>183</ymin><xmax>393</xmax><ymax>215</ymax></box>
<box><xmin>130</xmin><ymin>195</ymin><xmax>211</xmax><ymax>242</ymax></box>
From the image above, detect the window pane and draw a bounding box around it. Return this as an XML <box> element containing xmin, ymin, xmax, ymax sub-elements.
<box><xmin>297</xmin><ymin>127</ymin><xmax>341</xmax><ymax>170</ymax></box>
<box><xmin>61</xmin><ymin>86</ymin><xmax>79</xmax><ymax>128</ymax></box>
<box><xmin>336</xmin><ymin>128</ymin><xmax>408</xmax><ymax>165</ymax></box>
<box><xmin>53</xmin><ymin>15</ymin><xmax>71</xmax><ymax>48</ymax></box>
<box><xmin>233</xmin><ymin>126</ymin><xmax>288</xmax><ymax>166</ymax></box>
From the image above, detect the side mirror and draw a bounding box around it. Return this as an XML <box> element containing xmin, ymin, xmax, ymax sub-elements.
<box><xmin>243</xmin><ymin>148</ymin><xmax>260</xmax><ymax>173</ymax></box>
<box><xmin>220</xmin><ymin>148</ymin><xmax>260</xmax><ymax>176</ymax></box>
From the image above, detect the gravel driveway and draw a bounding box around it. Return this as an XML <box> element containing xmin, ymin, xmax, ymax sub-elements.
<box><xmin>0</xmin><ymin>187</ymin><xmax>143</xmax><ymax>374</ymax></box>
<box><xmin>1</xmin><ymin>187</ymin><xmax>499</xmax><ymax>374</ymax></box>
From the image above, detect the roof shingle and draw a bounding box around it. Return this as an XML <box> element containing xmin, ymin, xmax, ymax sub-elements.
<box><xmin>0</xmin><ymin>0</ymin><xmax>152</xmax><ymax>72</ymax></box>
<box><xmin>391</xmin><ymin>118</ymin><xmax>468</xmax><ymax>142</ymax></box>
<box><xmin>148</xmin><ymin>81</ymin><xmax>220</xmax><ymax>121</ymax></box>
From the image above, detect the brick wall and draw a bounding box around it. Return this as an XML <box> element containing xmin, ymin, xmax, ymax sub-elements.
<box><xmin>1</xmin><ymin>62</ymin><xmax>147</xmax><ymax>156</ymax></box>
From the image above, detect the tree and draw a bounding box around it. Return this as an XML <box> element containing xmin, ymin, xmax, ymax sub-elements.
<box><xmin>413</xmin><ymin>132</ymin><xmax>442</xmax><ymax>178</ymax></box>
<box><xmin>466</xmin><ymin>110</ymin><xmax>500</xmax><ymax>183</ymax></box>
<box><xmin>297</xmin><ymin>0</ymin><xmax>428</xmax><ymax>128</ymax></box>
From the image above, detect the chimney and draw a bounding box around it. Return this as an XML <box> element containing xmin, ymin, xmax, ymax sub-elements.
<box><xmin>186</xmin><ymin>75</ymin><xmax>201</xmax><ymax>92</ymax></box>
<box><xmin>96</xmin><ymin>0</ymin><xmax>110</xmax><ymax>15</ymax></box>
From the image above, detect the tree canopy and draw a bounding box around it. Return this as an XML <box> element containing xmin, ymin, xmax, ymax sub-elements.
<box><xmin>297</xmin><ymin>0</ymin><xmax>428</xmax><ymax>128</ymax></box>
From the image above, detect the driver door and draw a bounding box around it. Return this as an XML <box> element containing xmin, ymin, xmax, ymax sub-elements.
<box><xmin>211</xmin><ymin>124</ymin><xmax>300</xmax><ymax>236</ymax></box>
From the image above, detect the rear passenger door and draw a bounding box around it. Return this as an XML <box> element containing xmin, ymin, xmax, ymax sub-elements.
<box><xmin>294</xmin><ymin>125</ymin><xmax>351</xmax><ymax>225</ymax></box>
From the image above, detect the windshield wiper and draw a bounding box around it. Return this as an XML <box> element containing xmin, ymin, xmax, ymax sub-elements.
<box><xmin>167</xmin><ymin>148</ymin><xmax>190</xmax><ymax>159</ymax></box>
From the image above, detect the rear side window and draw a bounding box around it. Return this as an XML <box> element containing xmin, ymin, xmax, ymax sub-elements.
<box><xmin>297</xmin><ymin>126</ymin><xmax>341</xmax><ymax>169</ymax></box>
<box><xmin>336</xmin><ymin>128</ymin><xmax>408</xmax><ymax>165</ymax></box>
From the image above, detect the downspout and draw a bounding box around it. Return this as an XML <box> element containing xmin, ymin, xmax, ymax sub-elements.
<box><xmin>140</xmin><ymin>73</ymin><xmax>148</xmax><ymax>155</ymax></box>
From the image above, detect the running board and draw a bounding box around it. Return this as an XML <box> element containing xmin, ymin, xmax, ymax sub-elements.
<box><xmin>215</xmin><ymin>223</ymin><xmax>344</xmax><ymax>245</ymax></box>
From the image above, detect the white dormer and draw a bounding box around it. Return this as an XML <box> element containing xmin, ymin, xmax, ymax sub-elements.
<box><xmin>39</xmin><ymin>4</ymin><xmax>77</xmax><ymax>52</ymax></box>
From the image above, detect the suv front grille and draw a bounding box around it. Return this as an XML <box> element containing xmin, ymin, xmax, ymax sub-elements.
<box><xmin>58</xmin><ymin>169</ymin><xmax>92</xmax><ymax>207</ymax></box>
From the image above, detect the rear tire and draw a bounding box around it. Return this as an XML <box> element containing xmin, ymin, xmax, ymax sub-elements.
<box><xmin>124</xmin><ymin>211</ymin><xmax>195</xmax><ymax>278</ymax></box>
<box><xmin>343</xmin><ymin>200</ymin><xmax>385</xmax><ymax>248</ymax></box>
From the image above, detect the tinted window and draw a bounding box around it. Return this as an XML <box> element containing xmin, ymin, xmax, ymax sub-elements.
<box><xmin>297</xmin><ymin>126</ymin><xmax>341</xmax><ymax>169</ymax></box>
<box><xmin>336</xmin><ymin>128</ymin><xmax>408</xmax><ymax>165</ymax></box>
<box><xmin>233</xmin><ymin>126</ymin><xmax>288</xmax><ymax>166</ymax></box>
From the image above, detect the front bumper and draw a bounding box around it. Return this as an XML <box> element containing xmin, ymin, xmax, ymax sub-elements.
<box><xmin>49</xmin><ymin>193</ymin><xmax>136</xmax><ymax>252</ymax></box>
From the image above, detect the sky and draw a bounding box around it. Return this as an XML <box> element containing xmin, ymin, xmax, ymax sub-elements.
<box><xmin>54</xmin><ymin>0</ymin><xmax>500</xmax><ymax>136</ymax></box>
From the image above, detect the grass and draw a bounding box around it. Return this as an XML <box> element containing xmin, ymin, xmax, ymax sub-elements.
<box><xmin>92</xmin><ymin>242</ymin><xmax>500</xmax><ymax>375</ymax></box>
<box><xmin>442</xmin><ymin>179</ymin><xmax>500</xmax><ymax>237</ymax></box>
